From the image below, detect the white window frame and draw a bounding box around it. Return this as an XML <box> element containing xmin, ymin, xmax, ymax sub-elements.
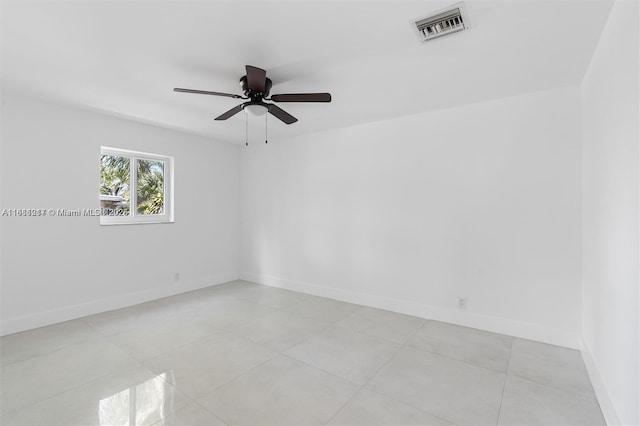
<box><xmin>100</xmin><ymin>147</ymin><xmax>174</xmax><ymax>225</ymax></box>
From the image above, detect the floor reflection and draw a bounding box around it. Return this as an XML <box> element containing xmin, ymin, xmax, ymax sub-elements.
<box><xmin>99</xmin><ymin>373</ymin><xmax>175</xmax><ymax>425</ymax></box>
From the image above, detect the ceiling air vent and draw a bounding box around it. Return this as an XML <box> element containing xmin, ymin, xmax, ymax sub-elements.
<box><xmin>412</xmin><ymin>2</ymin><xmax>469</xmax><ymax>42</ymax></box>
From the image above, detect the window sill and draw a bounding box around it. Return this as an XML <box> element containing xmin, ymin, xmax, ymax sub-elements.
<box><xmin>99</xmin><ymin>219</ymin><xmax>174</xmax><ymax>226</ymax></box>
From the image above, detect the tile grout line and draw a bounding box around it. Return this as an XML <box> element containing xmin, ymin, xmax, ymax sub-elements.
<box><xmin>0</xmin><ymin>322</ymin><xmax>107</xmax><ymax>368</ymax></box>
<box><xmin>320</xmin><ymin>322</ymin><xmax>426</xmax><ymax>426</ymax></box>
<box><xmin>278</xmin><ymin>352</ymin><xmax>364</xmax><ymax>389</ymax></box>
<box><xmin>154</xmin><ymin>372</ymin><xmax>233</xmax><ymax>425</ymax></box>
<box><xmin>403</xmin><ymin>338</ymin><xmax>512</xmax><ymax>376</ymax></box>
<box><xmin>191</xmin><ymin>350</ymin><xmax>281</xmax><ymax>395</ymax></box>
<box><xmin>365</xmin><ymin>317</ymin><xmax>426</xmax><ymax>389</ymax></box>
<box><xmin>495</xmin><ymin>337</ymin><xmax>515</xmax><ymax>425</ymax></box>
<box><xmin>261</xmin><ymin>289</ymin><xmax>366</xmax><ymax>326</ymax></box>
<box><xmin>280</xmin><ymin>327</ymin><xmax>406</xmax><ymax>389</ymax></box>
<box><xmin>321</xmin><ymin>327</ymin><xmax>409</xmax><ymax>426</ymax></box>
<box><xmin>276</xmin><ymin>296</ymin><xmax>517</xmax><ymax>378</ymax></box>
<box><xmin>401</xmin><ymin>324</ymin><xmax>599</xmax><ymax>406</ymax></box>
<box><xmin>321</xmin><ymin>384</ymin><xmax>364</xmax><ymax>425</ymax></box>
<box><xmin>0</xmin><ymin>359</ymin><xmax>149</xmax><ymax>419</ymax></box>
<box><xmin>1</xmin><ymin>321</ymin><xmax>150</xmax><ymax>416</ymax></box>
<box><xmin>505</xmin><ymin>340</ymin><xmax>601</xmax><ymax>401</ymax></box>
<box><xmin>357</xmin><ymin>320</ymin><xmax>459</xmax><ymax>426</ymax></box>
<box><xmin>135</xmin><ymin>358</ymin><xmax>237</xmax><ymax>426</ymax></box>
<box><xmin>362</xmin><ymin>387</ymin><xmax>457</xmax><ymax>426</ymax></box>
<box><xmin>153</xmin><ymin>351</ymin><xmax>282</xmax><ymax>426</ymax></box>
<box><xmin>108</xmin><ymin>322</ymin><xmax>251</xmax><ymax>365</ymax></box>
<box><xmin>504</xmin><ymin>371</ymin><xmax>603</xmax><ymax>403</ymax></box>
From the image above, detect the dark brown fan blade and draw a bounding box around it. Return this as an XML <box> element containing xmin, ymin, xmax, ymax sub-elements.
<box><xmin>271</xmin><ymin>93</ymin><xmax>331</xmax><ymax>103</ymax></box>
<box><xmin>245</xmin><ymin>65</ymin><xmax>267</xmax><ymax>93</ymax></box>
<box><xmin>174</xmin><ymin>88</ymin><xmax>243</xmax><ymax>99</ymax></box>
<box><xmin>215</xmin><ymin>104</ymin><xmax>244</xmax><ymax>120</ymax></box>
<box><xmin>268</xmin><ymin>104</ymin><xmax>298</xmax><ymax>125</ymax></box>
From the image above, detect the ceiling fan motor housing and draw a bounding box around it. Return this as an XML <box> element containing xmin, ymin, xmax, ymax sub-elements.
<box><xmin>240</xmin><ymin>76</ymin><xmax>272</xmax><ymax>98</ymax></box>
<box><xmin>174</xmin><ymin>65</ymin><xmax>330</xmax><ymax>125</ymax></box>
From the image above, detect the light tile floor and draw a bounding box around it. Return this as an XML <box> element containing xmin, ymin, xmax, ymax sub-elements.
<box><xmin>0</xmin><ymin>280</ymin><xmax>605</xmax><ymax>425</ymax></box>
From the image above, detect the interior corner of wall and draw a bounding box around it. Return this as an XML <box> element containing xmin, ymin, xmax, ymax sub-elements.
<box><xmin>580</xmin><ymin>337</ymin><xmax>623</xmax><ymax>426</ymax></box>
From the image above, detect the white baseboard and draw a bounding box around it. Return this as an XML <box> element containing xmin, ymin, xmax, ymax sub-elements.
<box><xmin>0</xmin><ymin>272</ymin><xmax>239</xmax><ymax>336</ymax></box>
<box><xmin>240</xmin><ymin>271</ymin><xmax>581</xmax><ymax>349</ymax></box>
<box><xmin>581</xmin><ymin>338</ymin><xmax>623</xmax><ymax>426</ymax></box>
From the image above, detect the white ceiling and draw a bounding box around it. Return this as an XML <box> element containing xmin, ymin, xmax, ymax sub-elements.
<box><xmin>1</xmin><ymin>0</ymin><xmax>614</xmax><ymax>144</ymax></box>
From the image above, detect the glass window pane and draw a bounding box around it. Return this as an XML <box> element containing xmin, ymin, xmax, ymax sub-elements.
<box><xmin>136</xmin><ymin>159</ymin><xmax>164</xmax><ymax>215</ymax></box>
<box><xmin>100</xmin><ymin>155</ymin><xmax>131</xmax><ymax>216</ymax></box>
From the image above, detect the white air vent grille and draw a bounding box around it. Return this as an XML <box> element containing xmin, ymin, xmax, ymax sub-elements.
<box><xmin>412</xmin><ymin>2</ymin><xmax>469</xmax><ymax>42</ymax></box>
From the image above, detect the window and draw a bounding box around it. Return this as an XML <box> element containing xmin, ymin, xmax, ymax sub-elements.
<box><xmin>100</xmin><ymin>147</ymin><xmax>173</xmax><ymax>225</ymax></box>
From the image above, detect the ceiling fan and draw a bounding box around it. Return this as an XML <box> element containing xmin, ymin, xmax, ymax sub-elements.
<box><xmin>174</xmin><ymin>65</ymin><xmax>331</xmax><ymax>125</ymax></box>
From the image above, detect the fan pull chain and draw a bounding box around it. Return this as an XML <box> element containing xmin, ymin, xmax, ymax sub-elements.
<box><xmin>265</xmin><ymin>112</ymin><xmax>268</xmax><ymax>144</ymax></box>
<box><xmin>245</xmin><ymin>112</ymin><xmax>249</xmax><ymax>146</ymax></box>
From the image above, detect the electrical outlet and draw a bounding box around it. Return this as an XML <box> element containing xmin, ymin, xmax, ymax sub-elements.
<box><xmin>458</xmin><ymin>297</ymin><xmax>467</xmax><ymax>310</ymax></box>
<box><xmin>174</xmin><ymin>272</ymin><xmax>180</xmax><ymax>281</ymax></box>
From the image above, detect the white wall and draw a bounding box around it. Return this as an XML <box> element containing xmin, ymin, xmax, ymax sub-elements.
<box><xmin>241</xmin><ymin>86</ymin><xmax>583</xmax><ymax>348</ymax></box>
<box><xmin>581</xmin><ymin>0</ymin><xmax>639</xmax><ymax>424</ymax></box>
<box><xmin>0</xmin><ymin>95</ymin><xmax>241</xmax><ymax>335</ymax></box>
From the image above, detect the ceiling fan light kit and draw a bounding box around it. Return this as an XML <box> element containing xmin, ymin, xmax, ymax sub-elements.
<box><xmin>244</xmin><ymin>104</ymin><xmax>268</xmax><ymax>116</ymax></box>
<box><xmin>174</xmin><ymin>65</ymin><xmax>332</xmax><ymax>144</ymax></box>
